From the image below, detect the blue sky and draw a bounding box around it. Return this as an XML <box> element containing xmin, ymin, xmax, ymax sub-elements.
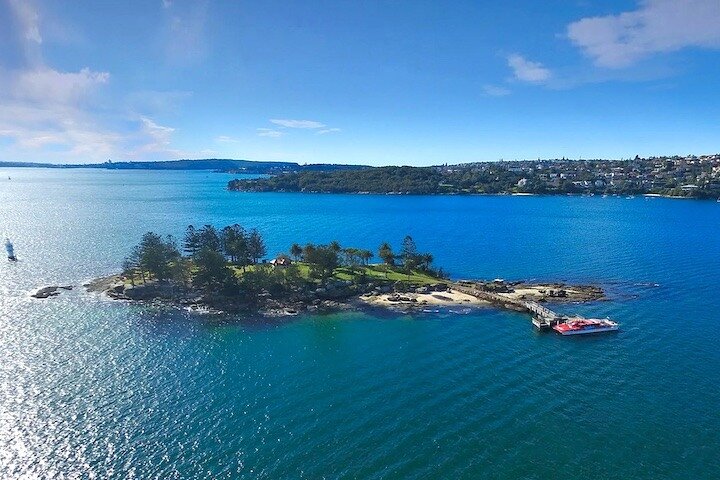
<box><xmin>1</xmin><ymin>0</ymin><xmax>719</xmax><ymax>166</ymax></box>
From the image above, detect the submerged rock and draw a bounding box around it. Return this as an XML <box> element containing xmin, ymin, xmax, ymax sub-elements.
<box><xmin>32</xmin><ymin>286</ymin><xmax>61</xmax><ymax>299</ymax></box>
<box><xmin>32</xmin><ymin>285</ymin><xmax>76</xmax><ymax>299</ymax></box>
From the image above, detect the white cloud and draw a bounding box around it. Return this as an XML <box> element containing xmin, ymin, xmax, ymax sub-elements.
<box><xmin>0</xmin><ymin>1</ymin><xmax>122</xmax><ymax>161</ymax></box>
<box><xmin>0</xmin><ymin>100</ymin><xmax>121</xmax><ymax>159</ymax></box>
<box><xmin>257</xmin><ymin>128</ymin><xmax>284</xmax><ymax>138</ymax></box>
<box><xmin>482</xmin><ymin>84</ymin><xmax>511</xmax><ymax>97</ymax></box>
<box><xmin>140</xmin><ymin>117</ymin><xmax>174</xmax><ymax>142</ymax></box>
<box><xmin>567</xmin><ymin>0</ymin><xmax>720</xmax><ymax>68</ymax></box>
<box><xmin>12</xmin><ymin>67</ymin><xmax>109</xmax><ymax>104</ymax></box>
<box><xmin>0</xmin><ymin>65</ymin><xmax>117</xmax><ymax>161</ymax></box>
<box><xmin>262</xmin><ymin>119</ymin><xmax>340</xmax><ymax>136</ymax></box>
<box><xmin>270</xmin><ymin>119</ymin><xmax>326</xmax><ymax>129</ymax></box>
<box><xmin>124</xmin><ymin>117</ymin><xmax>183</xmax><ymax>158</ymax></box>
<box><xmin>507</xmin><ymin>54</ymin><xmax>551</xmax><ymax>83</ymax></box>
<box><xmin>7</xmin><ymin>0</ymin><xmax>42</xmax><ymax>44</ymax></box>
<box><xmin>317</xmin><ymin>128</ymin><xmax>341</xmax><ymax>135</ymax></box>
<box><xmin>162</xmin><ymin>0</ymin><xmax>173</xmax><ymax>8</ymax></box>
<box><xmin>0</xmin><ymin>2</ymin><xmax>200</xmax><ymax>162</ymax></box>
<box><xmin>216</xmin><ymin>135</ymin><xmax>240</xmax><ymax>143</ymax></box>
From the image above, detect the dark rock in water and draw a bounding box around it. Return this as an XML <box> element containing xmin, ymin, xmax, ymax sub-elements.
<box><xmin>32</xmin><ymin>285</ymin><xmax>75</xmax><ymax>298</ymax></box>
<box><xmin>32</xmin><ymin>286</ymin><xmax>61</xmax><ymax>299</ymax></box>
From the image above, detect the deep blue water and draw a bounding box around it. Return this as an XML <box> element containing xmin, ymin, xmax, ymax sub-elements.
<box><xmin>0</xmin><ymin>168</ymin><xmax>719</xmax><ymax>479</ymax></box>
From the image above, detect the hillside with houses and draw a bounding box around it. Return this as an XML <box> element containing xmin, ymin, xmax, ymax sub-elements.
<box><xmin>229</xmin><ymin>154</ymin><xmax>720</xmax><ymax>199</ymax></box>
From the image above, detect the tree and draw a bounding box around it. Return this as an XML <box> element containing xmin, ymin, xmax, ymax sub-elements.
<box><xmin>343</xmin><ymin>247</ymin><xmax>361</xmax><ymax>271</ymax></box>
<box><xmin>302</xmin><ymin>243</ymin><xmax>316</xmax><ymax>261</ymax></box>
<box><xmin>418</xmin><ymin>253</ymin><xmax>434</xmax><ymax>272</ymax></box>
<box><xmin>247</xmin><ymin>228</ymin><xmax>266</xmax><ymax>264</ymax></box>
<box><xmin>137</xmin><ymin>232</ymin><xmax>177</xmax><ymax>281</ymax></box>
<box><xmin>122</xmin><ymin>257</ymin><xmax>137</xmax><ymax>286</ymax></box>
<box><xmin>221</xmin><ymin>224</ymin><xmax>247</xmax><ymax>263</ymax></box>
<box><xmin>290</xmin><ymin>243</ymin><xmax>303</xmax><ymax>261</ymax></box>
<box><xmin>283</xmin><ymin>264</ymin><xmax>304</xmax><ymax>290</ymax></box>
<box><xmin>329</xmin><ymin>240</ymin><xmax>342</xmax><ymax>254</ymax></box>
<box><xmin>239</xmin><ymin>266</ymin><xmax>273</xmax><ymax>298</ymax></box>
<box><xmin>193</xmin><ymin>248</ymin><xmax>236</xmax><ymax>293</ymax></box>
<box><xmin>170</xmin><ymin>258</ymin><xmax>191</xmax><ymax>288</ymax></box>
<box><xmin>198</xmin><ymin>225</ymin><xmax>222</xmax><ymax>253</ymax></box>
<box><xmin>304</xmin><ymin>244</ymin><xmax>339</xmax><ymax>284</ymax></box>
<box><xmin>359</xmin><ymin>249</ymin><xmax>373</xmax><ymax>266</ymax></box>
<box><xmin>183</xmin><ymin>225</ymin><xmax>200</xmax><ymax>256</ymax></box>
<box><xmin>131</xmin><ymin>245</ymin><xmax>146</xmax><ymax>283</ymax></box>
<box><xmin>378</xmin><ymin>242</ymin><xmax>395</xmax><ymax>266</ymax></box>
<box><xmin>401</xmin><ymin>235</ymin><xmax>418</xmax><ymax>269</ymax></box>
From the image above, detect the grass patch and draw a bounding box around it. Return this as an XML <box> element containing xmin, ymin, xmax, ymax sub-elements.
<box><xmin>126</xmin><ymin>262</ymin><xmax>444</xmax><ymax>286</ymax></box>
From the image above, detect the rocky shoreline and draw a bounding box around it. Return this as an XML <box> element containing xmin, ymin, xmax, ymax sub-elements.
<box><xmin>27</xmin><ymin>274</ymin><xmax>609</xmax><ymax>318</ymax></box>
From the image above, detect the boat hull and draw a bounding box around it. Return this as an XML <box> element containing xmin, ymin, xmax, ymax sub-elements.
<box><xmin>554</xmin><ymin>326</ymin><xmax>618</xmax><ymax>335</ymax></box>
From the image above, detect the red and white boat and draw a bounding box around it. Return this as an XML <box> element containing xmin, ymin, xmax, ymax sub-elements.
<box><xmin>552</xmin><ymin>317</ymin><xmax>618</xmax><ymax>335</ymax></box>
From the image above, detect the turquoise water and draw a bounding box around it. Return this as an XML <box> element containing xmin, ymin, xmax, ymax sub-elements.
<box><xmin>1</xmin><ymin>168</ymin><xmax>719</xmax><ymax>479</ymax></box>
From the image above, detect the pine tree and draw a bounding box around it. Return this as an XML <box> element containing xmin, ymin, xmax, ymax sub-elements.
<box><xmin>247</xmin><ymin>229</ymin><xmax>267</xmax><ymax>264</ymax></box>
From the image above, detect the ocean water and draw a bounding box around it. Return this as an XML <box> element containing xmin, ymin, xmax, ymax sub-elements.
<box><xmin>0</xmin><ymin>168</ymin><xmax>719</xmax><ymax>479</ymax></box>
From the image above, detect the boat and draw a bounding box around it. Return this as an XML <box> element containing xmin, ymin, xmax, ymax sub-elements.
<box><xmin>552</xmin><ymin>317</ymin><xmax>618</xmax><ymax>335</ymax></box>
<box><xmin>5</xmin><ymin>238</ymin><xmax>17</xmax><ymax>261</ymax></box>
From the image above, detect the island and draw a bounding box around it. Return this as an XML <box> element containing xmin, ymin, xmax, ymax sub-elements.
<box><xmin>73</xmin><ymin>224</ymin><xmax>605</xmax><ymax>319</ymax></box>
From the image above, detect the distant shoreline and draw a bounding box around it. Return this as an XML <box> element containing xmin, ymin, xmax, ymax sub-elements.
<box><xmin>227</xmin><ymin>160</ymin><xmax>720</xmax><ymax>200</ymax></box>
<box><xmin>228</xmin><ymin>189</ymin><xmax>719</xmax><ymax>201</ymax></box>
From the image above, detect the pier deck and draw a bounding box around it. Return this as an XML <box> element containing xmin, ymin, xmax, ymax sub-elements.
<box><xmin>451</xmin><ymin>283</ymin><xmax>564</xmax><ymax>329</ymax></box>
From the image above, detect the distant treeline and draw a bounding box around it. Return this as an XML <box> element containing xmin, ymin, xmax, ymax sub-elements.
<box><xmin>0</xmin><ymin>159</ymin><xmax>368</xmax><ymax>174</ymax></box>
<box><xmin>228</xmin><ymin>167</ymin><xmax>450</xmax><ymax>194</ymax></box>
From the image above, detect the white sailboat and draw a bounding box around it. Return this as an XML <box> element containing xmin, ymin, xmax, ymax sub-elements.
<box><xmin>5</xmin><ymin>238</ymin><xmax>17</xmax><ymax>261</ymax></box>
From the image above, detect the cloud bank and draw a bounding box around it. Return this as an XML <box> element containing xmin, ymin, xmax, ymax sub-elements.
<box><xmin>567</xmin><ymin>0</ymin><xmax>720</xmax><ymax>68</ymax></box>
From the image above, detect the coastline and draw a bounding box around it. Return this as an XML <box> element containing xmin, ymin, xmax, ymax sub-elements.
<box><xmin>227</xmin><ymin>187</ymin><xmax>719</xmax><ymax>201</ymax></box>
<box><xmin>72</xmin><ymin>274</ymin><xmax>607</xmax><ymax>318</ymax></box>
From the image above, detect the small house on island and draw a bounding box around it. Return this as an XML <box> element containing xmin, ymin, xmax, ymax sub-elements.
<box><xmin>270</xmin><ymin>255</ymin><xmax>293</xmax><ymax>267</ymax></box>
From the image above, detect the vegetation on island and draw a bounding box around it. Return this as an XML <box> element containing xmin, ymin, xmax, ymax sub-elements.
<box><xmin>228</xmin><ymin>155</ymin><xmax>720</xmax><ymax>199</ymax></box>
<box><xmin>119</xmin><ymin>224</ymin><xmax>446</xmax><ymax>310</ymax></box>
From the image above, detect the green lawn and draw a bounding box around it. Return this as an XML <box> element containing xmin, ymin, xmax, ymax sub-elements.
<box><xmin>329</xmin><ymin>264</ymin><xmax>443</xmax><ymax>284</ymax></box>
<box><xmin>127</xmin><ymin>262</ymin><xmax>444</xmax><ymax>286</ymax></box>
<box><xmin>232</xmin><ymin>262</ymin><xmax>443</xmax><ymax>284</ymax></box>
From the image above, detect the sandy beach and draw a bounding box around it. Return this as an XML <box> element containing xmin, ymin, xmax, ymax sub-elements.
<box><xmin>359</xmin><ymin>288</ymin><xmax>487</xmax><ymax>308</ymax></box>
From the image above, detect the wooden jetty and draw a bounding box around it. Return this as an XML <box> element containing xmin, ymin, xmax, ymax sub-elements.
<box><xmin>451</xmin><ymin>283</ymin><xmax>565</xmax><ymax>330</ymax></box>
